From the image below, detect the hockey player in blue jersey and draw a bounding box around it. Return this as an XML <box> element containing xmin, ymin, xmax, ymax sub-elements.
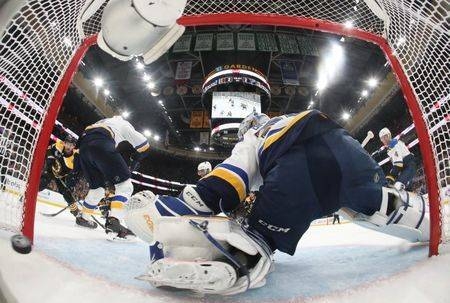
<box><xmin>379</xmin><ymin>127</ymin><xmax>417</xmax><ymax>191</ymax></box>
<box><xmin>124</xmin><ymin>110</ymin><xmax>429</xmax><ymax>295</ymax></box>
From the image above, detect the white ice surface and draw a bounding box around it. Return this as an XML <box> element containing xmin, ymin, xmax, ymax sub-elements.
<box><xmin>1</xmin><ymin>202</ymin><xmax>450</xmax><ymax>303</ymax></box>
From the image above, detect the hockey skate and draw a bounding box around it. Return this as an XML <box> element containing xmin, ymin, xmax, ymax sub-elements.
<box><xmin>75</xmin><ymin>215</ymin><xmax>98</xmax><ymax>229</ymax></box>
<box><xmin>105</xmin><ymin>216</ymin><xmax>136</xmax><ymax>242</ymax></box>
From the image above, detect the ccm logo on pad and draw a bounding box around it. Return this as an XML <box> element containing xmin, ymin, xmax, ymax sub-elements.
<box><xmin>258</xmin><ymin>219</ymin><xmax>291</xmax><ymax>233</ymax></box>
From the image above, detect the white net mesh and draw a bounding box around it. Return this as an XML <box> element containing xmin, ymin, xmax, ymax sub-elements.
<box><xmin>0</xmin><ymin>0</ymin><xmax>448</xmax><ymax>247</ymax></box>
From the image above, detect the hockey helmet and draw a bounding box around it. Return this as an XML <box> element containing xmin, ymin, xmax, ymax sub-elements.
<box><xmin>197</xmin><ymin>161</ymin><xmax>212</xmax><ymax>177</ymax></box>
<box><xmin>378</xmin><ymin>127</ymin><xmax>391</xmax><ymax>138</ymax></box>
<box><xmin>237</xmin><ymin>112</ymin><xmax>270</xmax><ymax>140</ymax></box>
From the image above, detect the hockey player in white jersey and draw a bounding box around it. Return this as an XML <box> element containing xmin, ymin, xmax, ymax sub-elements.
<box><xmin>124</xmin><ymin>110</ymin><xmax>429</xmax><ymax>295</ymax></box>
<box><xmin>379</xmin><ymin>128</ymin><xmax>417</xmax><ymax>191</ymax></box>
<box><xmin>76</xmin><ymin>115</ymin><xmax>149</xmax><ymax>240</ymax></box>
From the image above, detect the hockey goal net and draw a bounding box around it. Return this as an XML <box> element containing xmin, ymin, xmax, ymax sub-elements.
<box><xmin>0</xmin><ymin>0</ymin><xmax>448</xmax><ymax>255</ymax></box>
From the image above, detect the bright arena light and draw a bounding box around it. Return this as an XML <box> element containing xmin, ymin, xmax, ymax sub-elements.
<box><xmin>158</xmin><ymin>100</ymin><xmax>164</xmax><ymax>106</ymax></box>
<box><xmin>396</xmin><ymin>37</ymin><xmax>407</xmax><ymax>46</ymax></box>
<box><xmin>121</xmin><ymin>111</ymin><xmax>130</xmax><ymax>119</ymax></box>
<box><xmin>367</xmin><ymin>78</ymin><xmax>378</xmax><ymax>87</ymax></box>
<box><xmin>136</xmin><ymin>62</ymin><xmax>144</xmax><ymax>70</ymax></box>
<box><xmin>342</xmin><ymin>112</ymin><xmax>350</xmax><ymax>120</ymax></box>
<box><xmin>316</xmin><ymin>43</ymin><xmax>344</xmax><ymax>92</ymax></box>
<box><xmin>154</xmin><ymin>135</ymin><xmax>160</xmax><ymax>141</ymax></box>
<box><xmin>93</xmin><ymin>77</ymin><xmax>104</xmax><ymax>87</ymax></box>
<box><xmin>316</xmin><ymin>79</ymin><xmax>327</xmax><ymax>91</ymax></box>
<box><xmin>344</xmin><ymin>20</ymin><xmax>354</xmax><ymax>29</ymax></box>
<box><xmin>143</xmin><ymin>129</ymin><xmax>152</xmax><ymax>137</ymax></box>
<box><xmin>63</xmin><ymin>37</ymin><xmax>72</xmax><ymax>47</ymax></box>
<box><xmin>194</xmin><ymin>147</ymin><xmax>201</xmax><ymax>152</ymax></box>
<box><xmin>103</xmin><ymin>89</ymin><xmax>110</xmax><ymax>96</ymax></box>
<box><xmin>361</xmin><ymin>90</ymin><xmax>368</xmax><ymax>97</ymax></box>
<box><xmin>147</xmin><ymin>82</ymin><xmax>156</xmax><ymax>89</ymax></box>
<box><xmin>143</xmin><ymin>73</ymin><xmax>151</xmax><ymax>81</ymax></box>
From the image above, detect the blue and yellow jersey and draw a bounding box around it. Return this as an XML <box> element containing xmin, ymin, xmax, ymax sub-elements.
<box><xmin>196</xmin><ymin>110</ymin><xmax>341</xmax><ymax>213</ymax></box>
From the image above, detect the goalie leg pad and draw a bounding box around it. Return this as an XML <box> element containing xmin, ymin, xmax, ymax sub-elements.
<box><xmin>348</xmin><ymin>187</ymin><xmax>430</xmax><ymax>242</ymax></box>
<box><xmin>137</xmin><ymin>259</ymin><xmax>237</xmax><ymax>293</ymax></box>
<box><xmin>99</xmin><ymin>0</ymin><xmax>185</xmax><ymax>64</ymax></box>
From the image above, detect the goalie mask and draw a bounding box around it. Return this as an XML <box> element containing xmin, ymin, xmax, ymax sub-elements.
<box><xmin>237</xmin><ymin>112</ymin><xmax>270</xmax><ymax>141</ymax></box>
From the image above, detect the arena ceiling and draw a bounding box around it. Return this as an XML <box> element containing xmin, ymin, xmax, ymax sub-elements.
<box><xmin>73</xmin><ymin>24</ymin><xmax>396</xmax><ymax>152</ymax></box>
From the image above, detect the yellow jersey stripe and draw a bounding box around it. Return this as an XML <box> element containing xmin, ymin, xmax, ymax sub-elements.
<box><xmin>263</xmin><ymin>110</ymin><xmax>312</xmax><ymax>151</ymax></box>
<box><xmin>85</xmin><ymin>124</ymin><xmax>115</xmax><ymax>139</ymax></box>
<box><xmin>110</xmin><ymin>201</ymin><xmax>125</xmax><ymax>210</ymax></box>
<box><xmin>55</xmin><ymin>139</ymin><xmax>64</xmax><ymax>153</ymax></box>
<box><xmin>209</xmin><ymin>167</ymin><xmax>247</xmax><ymax>201</ymax></box>
<box><xmin>136</xmin><ymin>143</ymin><xmax>150</xmax><ymax>153</ymax></box>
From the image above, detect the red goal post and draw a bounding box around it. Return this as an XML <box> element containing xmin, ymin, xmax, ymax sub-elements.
<box><xmin>0</xmin><ymin>0</ymin><xmax>448</xmax><ymax>256</ymax></box>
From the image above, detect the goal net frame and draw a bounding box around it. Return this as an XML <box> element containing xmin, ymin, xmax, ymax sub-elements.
<box><xmin>0</xmin><ymin>0</ymin><xmax>447</xmax><ymax>257</ymax></box>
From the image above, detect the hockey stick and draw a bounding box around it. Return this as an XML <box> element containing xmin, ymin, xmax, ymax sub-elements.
<box><xmin>39</xmin><ymin>177</ymin><xmax>77</xmax><ymax>217</ymax></box>
<box><xmin>39</xmin><ymin>203</ymin><xmax>72</xmax><ymax>217</ymax></box>
<box><xmin>89</xmin><ymin>213</ymin><xmax>106</xmax><ymax>230</ymax></box>
<box><xmin>361</xmin><ymin>130</ymin><xmax>374</xmax><ymax>148</ymax></box>
<box><xmin>75</xmin><ymin>200</ymin><xmax>106</xmax><ymax>230</ymax></box>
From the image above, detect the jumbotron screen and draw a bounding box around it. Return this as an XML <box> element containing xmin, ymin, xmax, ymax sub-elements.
<box><xmin>211</xmin><ymin>92</ymin><xmax>261</xmax><ymax>119</ymax></box>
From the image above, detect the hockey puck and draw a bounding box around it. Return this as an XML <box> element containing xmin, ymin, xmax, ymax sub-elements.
<box><xmin>10</xmin><ymin>234</ymin><xmax>32</xmax><ymax>254</ymax></box>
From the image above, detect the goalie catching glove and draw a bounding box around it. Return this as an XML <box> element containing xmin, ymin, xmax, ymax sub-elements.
<box><xmin>124</xmin><ymin>189</ymin><xmax>274</xmax><ymax>295</ymax></box>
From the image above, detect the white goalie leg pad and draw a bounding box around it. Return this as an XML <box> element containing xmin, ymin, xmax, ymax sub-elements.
<box><xmin>132</xmin><ymin>0</ymin><xmax>187</xmax><ymax>27</ymax></box>
<box><xmin>124</xmin><ymin>190</ymin><xmax>158</xmax><ymax>243</ymax></box>
<box><xmin>137</xmin><ymin>259</ymin><xmax>238</xmax><ymax>293</ymax></box>
<box><xmin>139</xmin><ymin>216</ymin><xmax>273</xmax><ymax>295</ymax></box>
<box><xmin>142</xmin><ymin>23</ymin><xmax>185</xmax><ymax>65</ymax></box>
<box><xmin>98</xmin><ymin>0</ymin><xmax>185</xmax><ymax>63</ymax></box>
<box><xmin>348</xmin><ymin>187</ymin><xmax>430</xmax><ymax>242</ymax></box>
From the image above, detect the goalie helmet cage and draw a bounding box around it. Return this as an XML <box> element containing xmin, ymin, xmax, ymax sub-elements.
<box><xmin>0</xmin><ymin>0</ymin><xmax>448</xmax><ymax>256</ymax></box>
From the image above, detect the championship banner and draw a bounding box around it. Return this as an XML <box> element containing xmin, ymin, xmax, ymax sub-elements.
<box><xmin>194</xmin><ymin>33</ymin><xmax>214</xmax><ymax>51</ymax></box>
<box><xmin>190</xmin><ymin>110</ymin><xmax>204</xmax><ymax>128</ymax></box>
<box><xmin>216</xmin><ymin>33</ymin><xmax>234</xmax><ymax>51</ymax></box>
<box><xmin>202</xmin><ymin>111</ymin><xmax>210</xmax><ymax>128</ymax></box>
<box><xmin>237</xmin><ymin>33</ymin><xmax>256</xmax><ymax>51</ymax></box>
<box><xmin>278</xmin><ymin>34</ymin><xmax>300</xmax><ymax>54</ymax></box>
<box><xmin>280</xmin><ymin>61</ymin><xmax>299</xmax><ymax>85</ymax></box>
<box><xmin>172</xmin><ymin>34</ymin><xmax>192</xmax><ymax>53</ymax></box>
<box><xmin>175</xmin><ymin>61</ymin><xmax>192</xmax><ymax>80</ymax></box>
<box><xmin>297</xmin><ymin>36</ymin><xmax>320</xmax><ymax>56</ymax></box>
<box><xmin>257</xmin><ymin>33</ymin><xmax>278</xmax><ymax>52</ymax></box>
